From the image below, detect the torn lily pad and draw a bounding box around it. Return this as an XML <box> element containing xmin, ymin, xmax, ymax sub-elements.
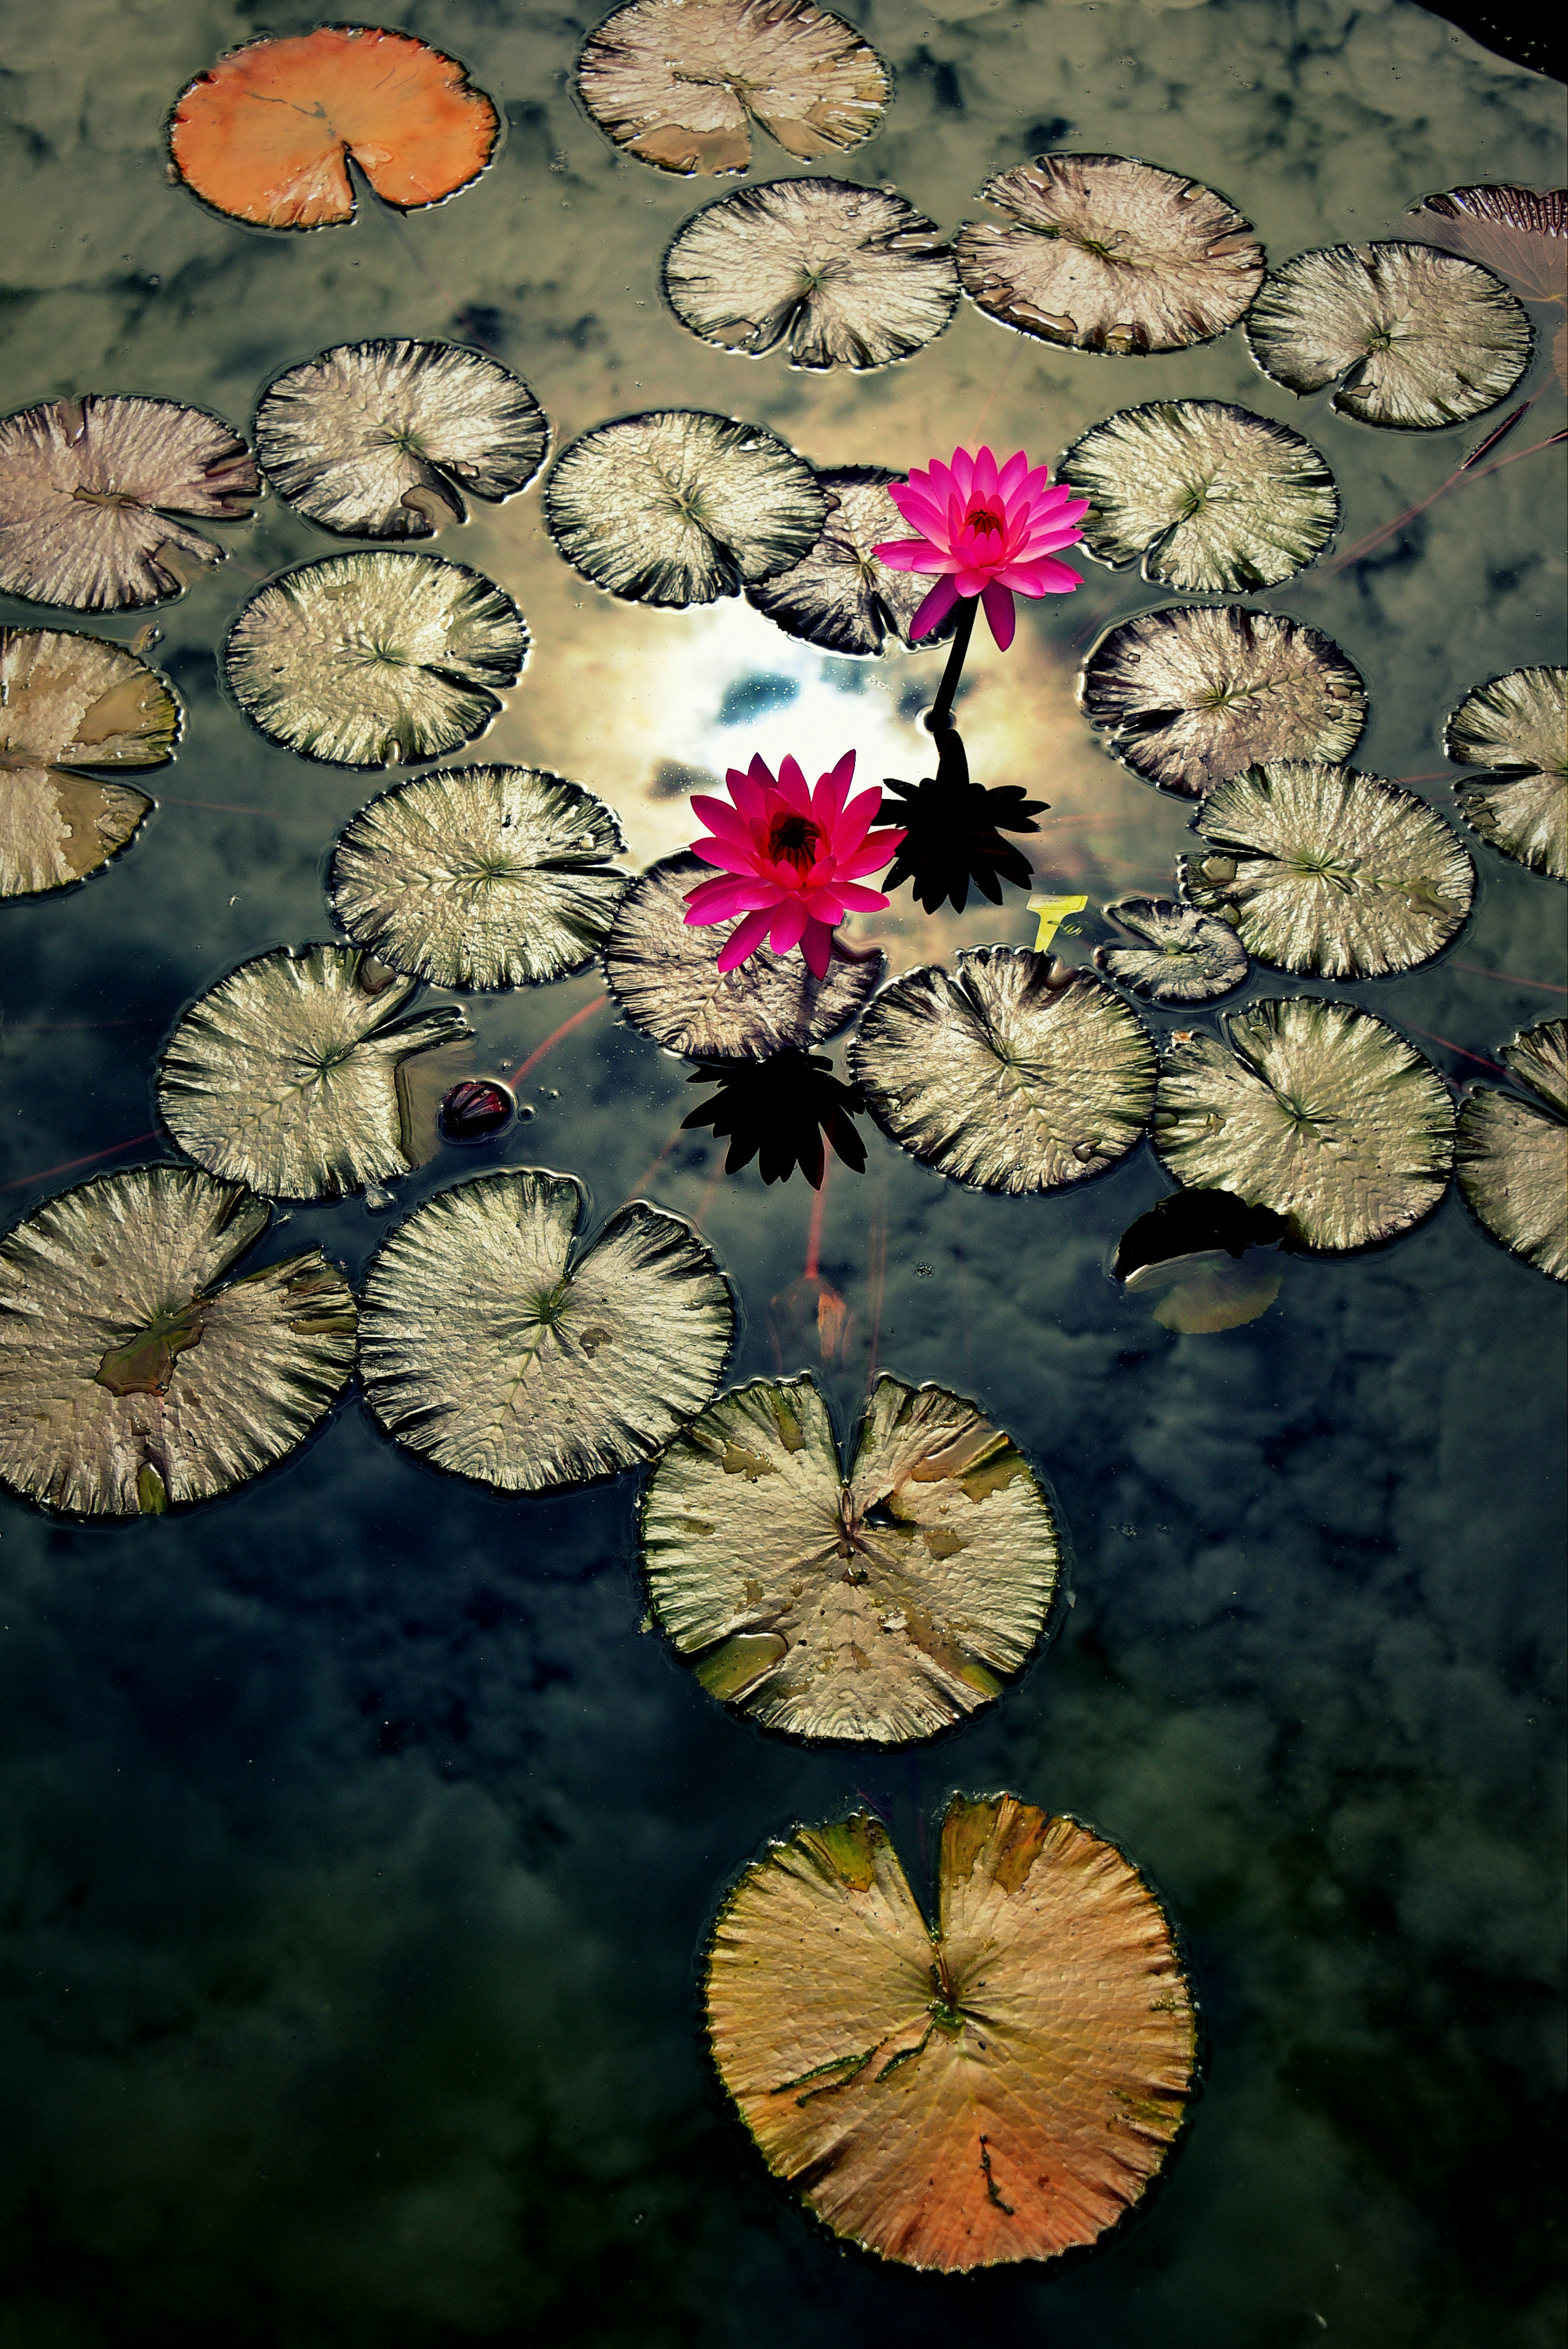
<box><xmin>360</xmin><ymin>1169</ymin><xmax>734</xmax><ymax>1492</ymax></box>
<box><xmin>331</xmin><ymin>765</ymin><xmax>626</xmax><ymax>990</ymax></box>
<box><xmin>1</xmin><ymin>627</ymin><xmax>177</xmax><ymax>899</ymax></box>
<box><xmin>1245</xmin><ymin>243</ymin><xmax>1531</xmax><ymax>429</ymax></box>
<box><xmin>1060</xmin><ymin>402</ymin><xmax>1338</xmax><ymax>593</ymax></box>
<box><xmin>1078</xmin><ymin>604</ymin><xmax>1368</xmax><ymax>799</ymax></box>
<box><xmin>850</xmin><ymin>947</ymin><xmax>1156</xmax><ymax>1194</ymax></box>
<box><xmin>1153</xmin><ymin>997</ymin><xmax>1454</xmax><ymax>1251</ymax></box>
<box><xmin>955</xmin><ymin>153</ymin><xmax>1264</xmax><ymax>356</ymax></box>
<box><xmin>0</xmin><ymin>1164</ymin><xmax>355</xmax><ymax>1517</ymax></box>
<box><xmin>0</xmin><ymin>394</ymin><xmax>258</xmax><ymax>611</ymax></box>
<box><xmin>1115</xmin><ymin>1187</ymin><xmax>1286</xmax><ymax>1334</ymax></box>
<box><xmin>544</xmin><ymin>410</ymin><xmax>826</xmax><ymax>608</ymax></box>
<box><xmin>1457</xmin><ymin>1018</ymin><xmax>1567</xmax><ymax>1282</ymax></box>
<box><xmin>1094</xmin><ymin>897</ymin><xmax>1248</xmax><ymax>1004</ymax></box>
<box><xmin>747</xmin><ymin>466</ymin><xmax>958</xmax><ymax>654</ymax></box>
<box><xmin>1407</xmin><ymin>185</ymin><xmax>1566</xmax><ymax>304</ymax></box>
<box><xmin>1444</xmin><ymin>666</ymin><xmax>1566</xmax><ymax>884</ymax></box>
<box><xmin>644</xmin><ymin>1372</ymin><xmax>1059</xmax><ymax>1741</ymax></box>
<box><xmin>706</xmin><ymin>1794</ymin><xmax>1196</xmax><ymax>2271</ymax></box>
<box><xmin>224</xmin><ymin>552</ymin><xmax>527</xmax><ymax>766</ymax></box>
<box><xmin>158</xmin><ymin>944</ymin><xmax>471</xmax><ymax>1201</ymax></box>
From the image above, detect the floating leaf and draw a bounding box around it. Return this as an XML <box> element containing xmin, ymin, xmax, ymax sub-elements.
<box><xmin>851</xmin><ymin>948</ymin><xmax>1156</xmax><ymax>1195</ymax></box>
<box><xmin>0</xmin><ymin>394</ymin><xmax>258</xmax><ymax>611</ymax></box>
<box><xmin>359</xmin><ymin>1169</ymin><xmax>734</xmax><ymax>1492</ymax></box>
<box><xmin>576</xmin><ymin>0</ymin><xmax>889</xmax><ymax>176</ymax></box>
<box><xmin>330</xmin><ymin>765</ymin><xmax>626</xmax><ymax>990</ymax></box>
<box><xmin>544</xmin><ymin>410</ymin><xmax>827</xmax><ymax>608</ymax></box>
<box><xmin>955</xmin><ymin>153</ymin><xmax>1264</xmax><ymax>355</ymax></box>
<box><xmin>158</xmin><ymin>944</ymin><xmax>471</xmax><ymax>1201</ymax></box>
<box><xmin>1</xmin><ymin>627</ymin><xmax>177</xmax><ymax>899</ymax></box>
<box><xmin>224</xmin><ymin>552</ymin><xmax>527</xmax><ymax>767</ymax></box>
<box><xmin>1407</xmin><ymin>185</ymin><xmax>1566</xmax><ymax>304</ymax></box>
<box><xmin>253</xmin><ymin>340</ymin><xmax>549</xmax><ymax>539</ymax></box>
<box><xmin>1060</xmin><ymin>401</ymin><xmax>1338</xmax><ymax>593</ymax></box>
<box><xmin>1187</xmin><ymin>762</ymin><xmax>1474</xmax><ymax>978</ymax></box>
<box><xmin>681</xmin><ymin>1050</ymin><xmax>866</xmax><ymax>1186</ymax></box>
<box><xmin>706</xmin><ymin>1794</ymin><xmax>1196</xmax><ymax>2270</ymax></box>
<box><xmin>644</xmin><ymin>1373</ymin><xmax>1059</xmax><ymax>1740</ymax></box>
<box><xmin>1152</xmin><ymin>997</ymin><xmax>1454</xmax><ymax>1251</ymax></box>
<box><xmin>1078</xmin><ymin>604</ymin><xmax>1368</xmax><ymax>799</ymax></box>
<box><xmin>1245</xmin><ymin>243</ymin><xmax>1532</xmax><ymax>429</ymax></box>
<box><xmin>1444</xmin><ymin>666</ymin><xmax>1566</xmax><ymax>884</ymax></box>
<box><xmin>603</xmin><ymin>853</ymin><xmax>882</xmax><ymax>1058</ymax></box>
<box><xmin>1094</xmin><ymin>897</ymin><xmax>1248</xmax><ymax>1003</ymax></box>
<box><xmin>1456</xmin><ymin>1018</ymin><xmax>1567</xmax><ymax>1282</ymax></box>
<box><xmin>168</xmin><ymin>26</ymin><xmax>499</xmax><ymax>230</ymax></box>
<box><xmin>1115</xmin><ymin>1188</ymin><xmax>1286</xmax><ymax>1334</ymax></box>
<box><xmin>747</xmin><ymin>468</ymin><xmax>958</xmax><ymax>654</ymax></box>
<box><xmin>0</xmin><ymin>1165</ymin><xmax>355</xmax><ymax>1516</ymax></box>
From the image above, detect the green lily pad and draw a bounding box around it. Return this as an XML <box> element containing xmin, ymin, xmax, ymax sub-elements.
<box><xmin>1456</xmin><ymin>1018</ymin><xmax>1567</xmax><ymax>1282</ymax></box>
<box><xmin>1444</xmin><ymin>666</ymin><xmax>1566</xmax><ymax>884</ymax></box>
<box><xmin>1</xmin><ymin>625</ymin><xmax>177</xmax><ymax>898</ymax></box>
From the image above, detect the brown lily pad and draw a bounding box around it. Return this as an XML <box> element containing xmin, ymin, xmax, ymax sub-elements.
<box><xmin>1456</xmin><ymin>1018</ymin><xmax>1567</xmax><ymax>1282</ymax></box>
<box><xmin>747</xmin><ymin>465</ymin><xmax>959</xmax><ymax>654</ymax></box>
<box><xmin>1407</xmin><ymin>185</ymin><xmax>1566</xmax><ymax>304</ymax></box>
<box><xmin>1</xmin><ymin>626</ymin><xmax>177</xmax><ymax>898</ymax></box>
<box><xmin>1444</xmin><ymin>666</ymin><xmax>1566</xmax><ymax>884</ymax></box>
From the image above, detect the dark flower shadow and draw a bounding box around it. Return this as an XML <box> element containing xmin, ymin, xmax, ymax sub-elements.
<box><xmin>681</xmin><ymin>1048</ymin><xmax>866</xmax><ymax>1187</ymax></box>
<box><xmin>878</xmin><ymin>725</ymin><xmax>1047</xmax><ymax>913</ymax></box>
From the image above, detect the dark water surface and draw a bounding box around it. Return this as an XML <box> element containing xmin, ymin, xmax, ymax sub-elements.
<box><xmin>2</xmin><ymin>3</ymin><xmax>1565</xmax><ymax>2343</ymax></box>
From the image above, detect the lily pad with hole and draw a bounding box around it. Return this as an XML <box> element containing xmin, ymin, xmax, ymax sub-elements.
<box><xmin>1407</xmin><ymin>185</ymin><xmax>1566</xmax><ymax>304</ymax></box>
<box><xmin>1444</xmin><ymin>666</ymin><xmax>1566</xmax><ymax>884</ymax></box>
<box><xmin>1093</xmin><ymin>897</ymin><xmax>1248</xmax><ymax>1004</ymax></box>
<box><xmin>643</xmin><ymin>1372</ymin><xmax>1059</xmax><ymax>1741</ymax></box>
<box><xmin>1</xmin><ymin>627</ymin><xmax>178</xmax><ymax>898</ymax></box>
<box><xmin>359</xmin><ymin>1168</ymin><xmax>734</xmax><ymax>1492</ymax></box>
<box><xmin>1456</xmin><ymin>1019</ymin><xmax>1567</xmax><ymax>1282</ymax></box>
<box><xmin>1152</xmin><ymin>996</ymin><xmax>1454</xmax><ymax>1251</ymax></box>
<box><xmin>0</xmin><ymin>1165</ymin><xmax>356</xmax><ymax>1517</ymax></box>
<box><xmin>158</xmin><ymin>944</ymin><xmax>472</xmax><ymax>1201</ymax></box>
<box><xmin>1078</xmin><ymin>604</ymin><xmax>1368</xmax><ymax>799</ymax></box>
<box><xmin>223</xmin><ymin>552</ymin><xmax>527</xmax><ymax>767</ymax></box>
<box><xmin>850</xmin><ymin>947</ymin><xmax>1156</xmax><ymax>1195</ymax></box>
<box><xmin>746</xmin><ymin>466</ymin><xmax>958</xmax><ymax>654</ymax></box>
<box><xmin>706</xmin><ymin>1793</ymin><xmax>1196</xmax><ymax>2271</ymax></box>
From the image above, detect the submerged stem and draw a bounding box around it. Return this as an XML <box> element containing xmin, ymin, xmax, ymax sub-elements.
<box><xmin>925</xmin><ymin>599</ymin><xmax>977</xmax><ymax>736</ymax></box>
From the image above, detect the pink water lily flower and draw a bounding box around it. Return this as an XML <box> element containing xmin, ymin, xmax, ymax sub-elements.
<box><xmin>684</xmin><ymin>750</ymin><xmax>904</xmax><ymax>979</ymax></box>
<box><xmin>873</xmin><ymin>445</ymin><xmax>1091</xmax><ymax>651</ymax></box>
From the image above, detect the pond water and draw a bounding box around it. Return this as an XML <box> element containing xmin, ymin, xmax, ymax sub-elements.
<box><xmin>1</xmin><ymin>2</ymin><xmax>1564</xmax><ymax>2343</ymax></box>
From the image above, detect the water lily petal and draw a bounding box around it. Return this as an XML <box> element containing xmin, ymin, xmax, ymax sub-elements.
<box><xmin>982</xmin><ymin>580</ymin><xmax>1016</xmax><ymax>649</ymax></box>
<box><xmin>997</xmin><ymin>448</ymin><xmax>1030</xmax><ymax>498</ymax></box>
<box><xmin>716</xmin><ymin>904</ymin><xmax>777</xmax><ymax>971</ymax></box>
<box><xmin>836</xmin><ymin>825</ymin><xmax>906</xmax><ymax>878</ymax></box>
<box><xmin>685</xmin><ymin>874</ymin><xmax>779</xmax><ymax>922</ymax></box>
<box><xmin>800</xmin><ymin>917</ymin><xmax>835</xmax><ymax>978</ymax></box>
<box><xmin>910</xmin><ymin>574</ymin><xmax>962</xmax><ymax>639</ymax></box>
<box><xmin>829</xmin><ymin>879</ymin><xmax>890</xmax><ymax>911</ymax></box>
<box><xmin>947</xmin><ymin>447</ymin><xmax>975</xmax><ymax>497</ymax></box>
<box><xmin>871</xmin><ymin>536</ymin><xmax>947</xmax><ymax>573</ymax></box>
<box><xmin>769</xmin><ymin>896</ymin><xmax>809</xmax><ymax>955</ymax></box>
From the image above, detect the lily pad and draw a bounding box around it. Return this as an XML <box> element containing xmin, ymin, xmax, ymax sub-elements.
<box><xmin>644</xmin><ymin>1372</ymin><xmax>1059</xmax><ymax>1741</ymax></box>
<box><xmin>955</xmin><ymin>153</ymin><xmax>1264</xmax><ymax>356</ymax></box>
<box><xmin>1152</xmin><ymin>996</ymin><xmax>1454</xmax><ymax>1251</ymax></box>
<box><xmin>331</xmin><ymin>766</ymin><xmax>627</xmax><ymax>990</ymax></box>
<box><xmin>850</xmin><ymin>947</ymin><xmax>1156</xmax><ymax>1195</ymax></box>
<box><xmin>544</xmin><ymin>410</ymin><xmax>827</xmax><ymax>608</ymax></box>
<box><xmin>359</xmin><ymin>1169</ymin><xmax>734</xmax><ymax>1492</ymax></box>
<box><xmin>1456</xmin><ymin>1018</ymin><xmax>1567</xmax><ymax>1282</ymax></box>
<box><xmin>158</xmin><ymin>944</ymin><xmax>472</xmax><ymax>1201</ymax></box>
<box><xmin>604</xmin><ymin>853</ymin><xmax>882</xmax><ymax>1058</ymax></box>
<box><xmin>663</xmin><ymin>179</ymin><xmax>958</xmax><ymax>370</ymax></box>
<box><xmin>1115</xmin><ymin>1188</ymin><xmax>1286</xmax><ymax>1333</ymax></box>
<box><xmin>1444</xmin><ymin>666</ymin><xmax>1566</xmax><ymax>884</ymax></box>
<box><xmin>1187</xmin><ymin>762</ymin><xmax>1475</xmax><ymax>978</ymax></box>
<box><xmin>0</xmin><ymin>1164</ymin><xmax>356</xmax><ymax>1517</ymax></box>
<box><xmin>746</xmin><ymin>466</ymin><xmax>958</xmax><ymax>654</ymax></box>
<box><xmin>576</xmin><ymin>0</ymin><xmax>889</xmax><ymax>176</ymax></box>
<box><xmin>1060</xmin><ymin>401</ymin><xmax>1338</xmax><ymax>593</ymax></box>
<box><xmin>223</xmin><ymin>552</ymin><xmax>527</xmax><ymax>767</ymax></box>
<box><xmin>0</xmin><ymin>394</ymin><xmax>258</xmax><ymax>611</ymax></box>
<box><xmin>1</xmin><ymin>627</ymin><xmax>177</xmax><ymax>899</ymax></box>
<box><xmin>1407</xmin><ymin>185</ymin><xmax>1566</xmax><ymax>304</ymax></box>
<box><xmin>1078</xmin><ymin>604</ymin><xmax>1368</xmax><ymax>799</ymax></box>
<box><xmin>1094</xmin><ymin>897</ymin><xmax>1249</xmax><ymax>1004</ymax></box>
<box><xmin>706</xmin><ymin>1794</ymin><xmax>1196</xmax><ymax>2271</ymax></box>
<box><xmin>254</xmin><ymin>340</ymin><xmax>549</xmax><ymax>539</ymax></box>
<box><xmin>1245</xmin><ymin>243</ymin><xmax>1532</xmax><ymax>429</ymax></box>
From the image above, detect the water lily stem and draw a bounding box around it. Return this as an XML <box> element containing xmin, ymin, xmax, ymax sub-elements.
<box><xmin>925</xmin><ymin>600</ymin><xmax>976</xmax><ymax>735</ymax></box>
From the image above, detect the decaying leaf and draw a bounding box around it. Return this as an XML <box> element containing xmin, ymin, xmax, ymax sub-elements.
<box><xmin>0</xmin><ymin>1164</ymin><xmax>355</xmax><ymax>1516</ymax></box>
<box><xmin>1</xmin><ymin>626</ymin><xmax>177</xmax><ymax>898</ymax></box>
<box><xmin>359</xmin><ymin>1169</ymin><xmax>734</xmax><ymax>1491</ymax></box>
<box><xmin>1093</xmin><ymin>897</ymin><xmax>1249</xmax><ymax>1004</ymax></box>
<box><xmin>706</xmin><ymin>1794</ymin><xmax>1196</xmax><ymax>2270</ymax></box>
<box><xmin>1444</xmin><ymin>666</ymin><xmax>1566</xmax><ymax>884</ymax></box>
<box><xmin>747</xmin><ymin>466</ymin><xmax>957</xmax><ymax>653</ymax></box>
<box><xmin>1456</xmin><ymin>1018</ymin><xmax>1567</xmax><ymax>1282</ymax></box>
<box><xmin>158</xmin><ymin>944</ymin><xmax>472</xmax><ymax>1201</ymax></box>
<box><xmin>851</xmin><ymin>947</ymin><xmax>1156</xmax><ymax>1194</ymax></box>
<box><xmin>644</xmin><ymin>1372</ymin><xmax>1059</xmax><ymax>1741</ymax></box>
<box><xmin>1152</xmin><ymin>996</ymin><xmax>1454</xmax><ymax>1251</ymax></box>
<box><xmin>1407</xmin><ymin>185</ymin><xmax>1566</xmax><ymax>304</ymax></box>
<box><xmin>1115</xmin><ymin>1186</ymin><xmax>1286</xmax><ymax>1333</ymax></box>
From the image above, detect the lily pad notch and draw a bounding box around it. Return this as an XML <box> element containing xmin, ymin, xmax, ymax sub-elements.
<box><xmin>0</xmin><ymin>626</ymin><xmax>179</xmax><ymax>899</ymax></box>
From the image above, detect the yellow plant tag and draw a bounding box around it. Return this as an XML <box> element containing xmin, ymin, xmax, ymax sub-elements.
<box><xmin>1027</xmin><ymin>893</ymin><xmax>1087</xmax><ymax>952</ymax></box>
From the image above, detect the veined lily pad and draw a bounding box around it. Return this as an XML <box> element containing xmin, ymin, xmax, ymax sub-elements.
<box><xmin>955</xmin><ymin>154</ymin><xmax>1264</xmax><ymax>356</ymax></box>
<box><xmin>254</xmin><ymin>341</ymin><xmax>549</xmax><ymax>539</ymax></box>
<box><xmin>1078</xmin><ymin>604</ymin><xmax>1368</xmax><ymax>799</ymax></box>
<box><xmin>224</xmin><ymin>552</ymin><xmax>527</xmax><ymax>766</ymax></box>
<box><xmin>663</xmin><ymin>179</ymin><xmax>958</xmax><ymax>370</ymax></box>
<box><xmin>158</xmin><ymin>944</ymin><xmax>472</xmax><ymax>1201</ymax></box>
<box><xmin>576</xmin><ymin>0</ymin><xmax>889</xmax><ymax>176</ymax></box>
<box><xmin>1444</xmin><ymin>667</ymin><xmax>1566</xmax><ymax>884</ymax></box>
<box><xmin>604</xmin><ymin>853</ymin><xmax>881</xmax><ymax>1058</ymax></box>
<box><xmin>331</xmin><ymin>766</ymin><xmax>626</xmax><ymax>990</ymax></box>
<box><xmin>0</xmin><ymin>394</ymin><xmax>258</xmax><ymax>611</ymax></box>
<box><xmin>1187</xmin><ymin>762</ymin><xmax>1475</xmax><ymax>978</ymax></box>
<box><xmin>1</xmin><ymin>627</ymin><xmax>177</xmax><ymax>898</ymax></box>
<box><xmin>850</xmin><ymin>948</ymin><xmax>1156</xmax><ymax>1195</ymax></box>
<box><xmin>544</xmin><ymin>410</ymin><xmax>827</xmax><ymax>608</ymax></box>
<box><xmin>359</xmin><ymin>1169</ymin><xmax>734</xmax><ymax>1492</ymax></box>
<box><xmin>1153</xmin><ymin>996</ymin><xmax>1454</xmax><ymax>1251</ymax></box>
<box><xmin>643</xmin><ymin>1374</ymin><xmax>1059</xmax><ymax>1741</ymax></box>
<box><xmin>706</xmin><ymin>1795</ymin><xmax>1196</xmax><ymax>2271</ymax></box>
<box><xmin>1094</xmin><ymin>897</ymin><xmax>1249</xmax><ymax>1004</ymax></box>
<box><xmin>1456</xmin><ymin>1018</ymin><xmax>1567</xmax><ymax>1282</ymax></box>
<box><xmin>747</xmin><ymin>466</ymin><xmax>958</xmax><ymax>654</ymax></box>
<box><xmin>1060</xmin><ymin>402</ymin><xmax>1338</xmax><ymax>593</ymax></box>
<box><xmin>1407</xmin><ymin>185</ymin><xmax>1566</xmax><ymax>304</ymax></box>
<box><xmin>1245</xmin><ymin>243</ymin><xmax>1531</xmax><ymax>429</ymax></box>
<box><xmin>0</xmin><ymin>1165</ymin><xmax>355</xmax><ymax>1517</ymax></box>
